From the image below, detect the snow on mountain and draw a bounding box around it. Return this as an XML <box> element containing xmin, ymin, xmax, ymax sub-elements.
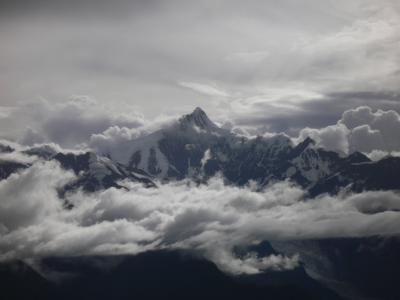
<box><xmin>85</xmin><ymin>107</ymin><xmax>400</xmax><ymax>195</ymax></box>
<box><xmin>291</xmin><ymin>147</ymin><xmax>334</xmax><ymax>185</ymax></box>
<box><xmin>53</xmin><ymin>151</ymin><xmax>156</xmax><ymax>193</ymax></box>
<box><xmin>2</xmin><ymin>108</ymin><xmax>400</xmax><ymax>196</ymax></box>
<box><xmin>95</xmin><ymin>107</ymin><xmax>232</xmax><ymax>179</ymax></box>
<box><xmin>178</xmin><ymin>107</ymin><xmax>223</xmax><ymax>134</ymax></box>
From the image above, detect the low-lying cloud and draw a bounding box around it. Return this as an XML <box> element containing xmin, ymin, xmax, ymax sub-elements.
<box><xmin>1</xmin><ymin>160</ymin><xmax>400</xmax><ymax>275</ymax></box>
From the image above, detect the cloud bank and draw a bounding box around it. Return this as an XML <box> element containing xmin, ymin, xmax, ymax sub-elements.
<box><xmin>299</xmin><ymin>106</ymin><xmax>400</xmax><ymax>155</ymax></box>
<box><xmin>0</xmin><ymin>97</ymin><xmax>175</xmax><ymax>149</ymax></box>
<box><xmin>1</xmin><ymin>160</ymin><xmax>400</xmax><ymax>275</ymax></box>
<box><xmin>2</xmin><ymin>97</ymin><xmax>400</xmax><ymax>158</ymax></box>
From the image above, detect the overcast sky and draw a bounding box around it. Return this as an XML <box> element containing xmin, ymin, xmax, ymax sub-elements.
<box><xmin>2</xmin><ymin>1</ymin><xmax>400</xmax><ymax>280</ymax></box>
<box><xmin>1</xmin><ymin>0</ymin><xmax>399</xmax><ymax>133</ymax></box>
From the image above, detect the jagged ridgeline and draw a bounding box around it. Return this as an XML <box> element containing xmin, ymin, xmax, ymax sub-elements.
<box><xmin>1</xmin><ymin>107</ymin><xmax>400</xmax><ymax>196</ymax></box>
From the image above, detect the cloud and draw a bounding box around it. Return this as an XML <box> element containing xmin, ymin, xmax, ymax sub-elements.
<box><xmin>366</xmin><ymin>150</ymin><xmax>400</xmax><ymax>161</ymax></box>
<box><xmin>298</xmin><ymin>124</ymin><xmax>350</xmax><ymax>154</ymax></box>
<box><xmin>0</xmin><ymin>97</ymin><xmax>146</xmax><ymax>148</ymax></box>
<box><xmin>206</xmin><ymin>249</ymin><xmax>299</xmax><ymax>275</ymax></box>
<box><xmin>200</xmin><ymin>149</ymin><xmax>212</xmax><ymax>169</ymax></box>
<box><xmin>1</xmin><ymin>160</ymin><xmax>400</xmax><ymax>274</ymax></box>
<box><xmin>298</xmin><ymin>106</ymin><xmax>400</xmax><ymax>154</ymax></box>
<box><xmin>213</xmin><ymin>3</ymin><xmax>400</xmax><ymax>133</ymax></box>
<box><xmin>179</xmin><ymin>82</ymin><xmax>229</xmax><ymax>97</ymax></box>
<box><xmin>88</xmin><ymin>126</ymin><xmax>144</xmax><ymax>161</ymax></box>
<box><xmin>343</xmin><ymin>106</ymin><xmax>400</xmax><ymax>152</ymax></box>
<box><xmin>88</xmin><ymin>115</ymin><xmax>177</xmax><ymax>164</ymax></box>
<box><xmin>0</xmin><ymin>161</ymin><xmax>74</xmax><ymax>232</ymax></box>
<box><xmin>225</xmin><ymin>51</ymin><xmax>270</xmax><ymax>64</ymax></box>
<box><xmin>0</xmin><ymin>0</ymin><xmax>399</xmax><ymax>134</ymax></box>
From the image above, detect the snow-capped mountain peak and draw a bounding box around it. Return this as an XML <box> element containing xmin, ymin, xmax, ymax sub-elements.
<box><xmin>179</xmin><ymin>107</ymin><xmax>220</xmax><ymax>133</ymax></box>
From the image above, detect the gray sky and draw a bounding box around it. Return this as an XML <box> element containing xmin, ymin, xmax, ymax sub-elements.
<box><xmin>1</xmin><ymin>0</ymin><xmax>399</xmax><ymax>133</ymax></box>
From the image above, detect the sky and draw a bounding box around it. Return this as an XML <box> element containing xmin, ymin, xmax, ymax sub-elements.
<box><xmin>1</xmin><ymin>0</ymin><xmax>399</xmax><ymax>136</ymax></box>
<box><xmin>1</xmin><ymin>1</ymin><xmax>400</xmax><ymax>284</ymax></box>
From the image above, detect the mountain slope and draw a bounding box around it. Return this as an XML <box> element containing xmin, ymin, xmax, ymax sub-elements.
<box><xmin>95</xmin><ymin>107</ymin><xmax>400</xmax><ymax>195</ymax></box>
<box><xmin>1</xmin><ymin>251</ymin><xmax>340</xmax><ymax>300</ymax></box>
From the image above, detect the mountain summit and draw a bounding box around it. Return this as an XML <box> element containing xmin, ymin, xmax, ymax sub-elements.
<box><xmin>179</xmin><ymin>107</ymin><xmax>220</xmax><ymax>132</ymax></box>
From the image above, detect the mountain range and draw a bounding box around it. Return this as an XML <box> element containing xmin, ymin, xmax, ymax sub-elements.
<box><xmin>2</xmin><ymin>107</ymin><xmax>399</xmax><ymax>197</ymax></box>
<box><xmin>1</xmin><ymin>108</ymin><xmax>400</xmax><ymax>300</ymax></box>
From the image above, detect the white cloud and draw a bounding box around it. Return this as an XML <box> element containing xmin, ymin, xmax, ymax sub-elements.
<box><xmin>0</xmin><ymin>97</ymin><xmax>146</xmax><ymax>148</ymax></box>
<box><xmin>298</xmin><ymin>124</ymin><xmax>350</xmax><ymax>154</ymax></box>
<box><xmin>366</xmin><ymin>150</ymin><xmax>400</xmax><ymax>161</ymax></box>
<box><xmin>0</xmin><ymin>161</ymin><xmax>74</xmax><ymax>232</ymax></box>
<box><xmin>206</xmin><ymin>249</ymin><xmax>299</xmax><ymax>275</ymax></box>
<box><xmin>200</xmin><ymin>149</ymin><xmax>212</xmax><ymax>169</ymax></box>
<box><xmin>88</xmin><ymin>114</ymin><xmax>177</xmax><ymax>164</ymax></box>
<box><xmin>298</xmin><ymin>106</ymin><xmax>400</xmax><ymax>154</ymax></box>
<box><xmin>179</xmin><ymin>82</ymin><xmax>229</xmax><ymax>97</ymax></box>
<box><xmin>1</xmin><ymin>162</ymin><xmax>400</xmax><ymax>274</ymax></box>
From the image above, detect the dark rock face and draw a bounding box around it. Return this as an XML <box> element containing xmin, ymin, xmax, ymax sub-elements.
<box><xmin>53</xmin><ymin>152</ymin><xmax>156</xmax><ymax>194</ymax></box>
<box><xmin>271</xmin><ymin>236</ymin><xmax>400</xmax><ymax>300</ymax></box>
<box><xmin>0</xmin><ymin>260</ymin><xmax>51</xmax><ymax>300</ymax></box>
<box><xmin>0</xmin><ymin>251</ymin><xmax>341</xmax><ymax>300</ymax></box>
<box><xmin>310</xmin><ymin>156</ymin><xmax>400</xmax><ymax>196</ymax></box>
<box><xmin>0</xmin><ymin>160</ymin><xmax>28</xmax><ymax>180</ymax></box>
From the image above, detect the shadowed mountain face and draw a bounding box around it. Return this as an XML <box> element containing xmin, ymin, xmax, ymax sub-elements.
<box><xmin>1</xmin><ymin>250</ymin><xmax>341</xmax><ymax>300</ymax></box>
<box><xmin>53</xmin><ymin>152</ymin><xmax>156</xmax><ymax>194</ymax></box>
<box><xmin>2</xmin><ymin>238</ymin><xmax>400</xmax><ymax>300</ymax></box>
<box><xmin>0</xmin><ymin>160</ymin><xmax>28</xmax><ymax>180</ymax></box>
<box><xmin>271</xmin><ymin>236</ymin><xmax>400</xmax><ymax>300</ymax></box>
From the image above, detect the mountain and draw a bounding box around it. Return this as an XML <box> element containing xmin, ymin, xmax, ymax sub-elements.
<box><xmin>1</xmin><ymin>108</ymin><xmax>399</xmax><ymax>196</ymax></box>
<box><xmin>310</xmin><ymin>156</ymin><xmax>400</xmax><ymax>196</ymax></box>
<box><xmin>101</xmin><ymin>107</ymin><xmax>233</xmax><ymax>179</ymax></box>
<box><xmin>0</xmin><ymin>160</ymin><xmax>28</xmax><ymax>180</ymax></box>
<box><xmin>0</xmin><ymin>251</ymin><xmax>341</xmax><ymax>300</ymax></box>
<box><xmin>271</xmin><ymin>236</ymin><xmax>400</xmax><ymax>300</ymax></box>
<box><xmin>0</xmin><ymin>145</ymin><xmax>155</xmax><ymax>194</ymax></box>
<box><xmin>95</xmin><ymin>107</ymin><xmax>400</xmax><ymax>195</ymax></box>
<box><xmin>53</xmin><ymin>151</ymin><xmax>156</xmax><ymax>195</ymax></box>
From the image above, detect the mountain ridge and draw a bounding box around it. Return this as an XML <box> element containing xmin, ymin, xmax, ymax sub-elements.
<box><xmin>1</xmin><ymin>107</ymin><xmax>400</xmax><ymax>196</ymax></box>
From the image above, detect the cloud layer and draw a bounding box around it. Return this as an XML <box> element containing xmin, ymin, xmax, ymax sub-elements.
<box><xmin>0</xmin><ymin>97</ymin><xmax>174</xmax><ymax>149</ymax></box>
<box><xmin>299</xmin><ymin>106</ymin><xmax>400</xmax><ymax>154</ymax></box>
<box><xmin>1</xmin><ymin>0</ymin><xmax>399</xmax><ymax>132</ymax></box>
<box><xmin>1</xmin><ymin>160</ymin><xmax>400</xmax><ymax>274</ymax></box>
<box><xmin>2</xmin><ymin>97</ymin><xmax>400</xmax><ymax>157</ymax></box>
